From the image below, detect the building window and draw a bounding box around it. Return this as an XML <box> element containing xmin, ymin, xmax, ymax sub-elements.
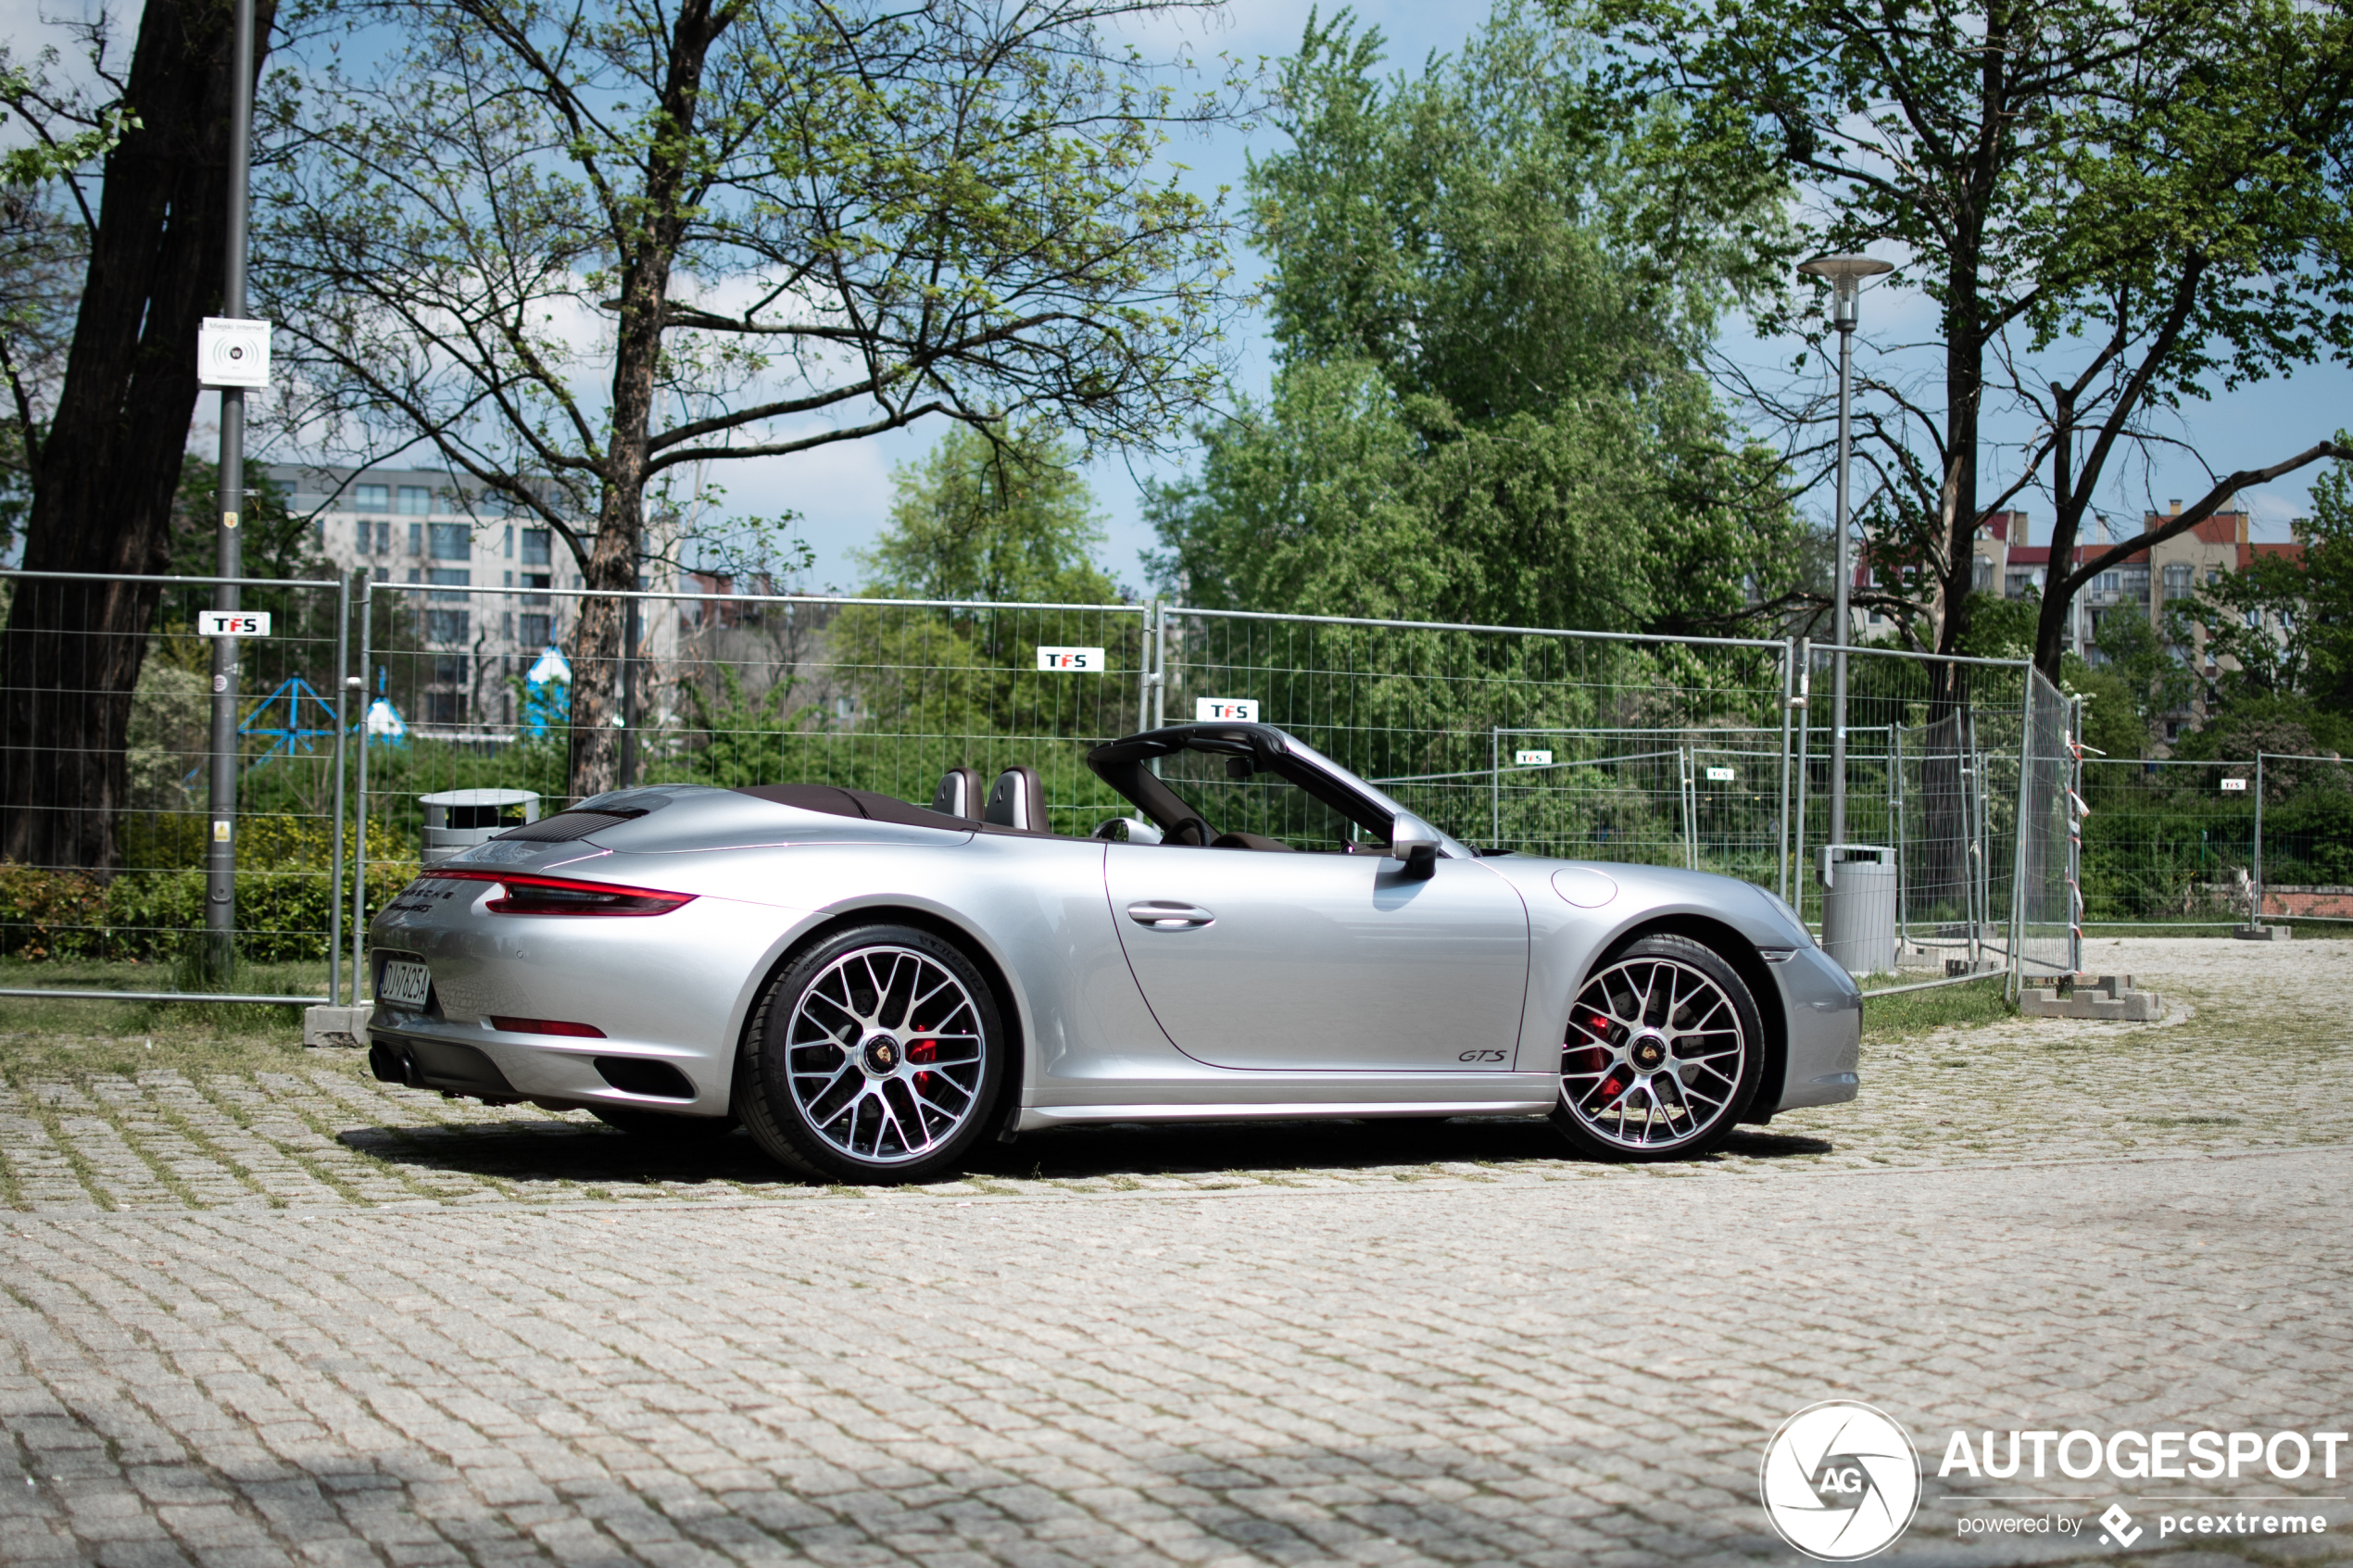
<box><xmin>521</xmin><ymin>612</ymin><xmax>552</xmax><ymax>646</ymax></box>
<box><xmin>1973</xmin><ymin>557</ymin><xmax>1994</xmax><ymax>592</ymax></box>
<box><xmin>409</xmin><ymin>522</ymin><xmax>424</xmax><ymax>555</ymax></box>
<box><xmin>2162</xmin><ymin>563</ymin><xmax>2192</xmax><ymax>598</ymax></box>
<box><xmin>423</xmin><ymin>690</ymin><xmax>468</xmax><ymax>725</ymax></box>
<box><xmin>521</xmin><ymin>528</ymin><xmax>551</xmax><ymax>566</ymax></box>
<box><xmin>356</xmin><ymin>483</ymin><xmax>389</xmax><ymax>512</ymax></box>
<box><xmin>503</xmin><ymin>524</ymin><xmax>514</xmax><ymax>558</ymax></box>
<box><xmin>425</xmin><ymin>609</ymin><xmax>471</xmax><ymax>645</ymax></box>
<box><xmin>2006</xmin><ymin>571</ymin><xmax>2034</xmax><ymax>599</ymax></box>
<box><xmin>2208</xmin><ymin>568</ymin><xmax>2222</xmax><ymax>584</ymax></box>
<box><xmin>428</xmin><ymin>568</ymin><xmax>469</xmax><ymax>600</ymax></box>
<box><xmin>432</xmin><ymin>654</ymin><xmax>467</xmax><ymax>684</ymax></box>
<box><xmin>429</xmin><ymin>522</ymin><xmax>471</xmax><ymax>558</ymax></box>
<box><xmin>522</xmin><ymin>572</ymin><xmax>550</xmax><ymax>607</ymax></box>
<box><xmin>355</xmin><ymin>519</ymin><xmax>371</xmax><ymax>553</ymax></box>
<box><xmin>397</xmin><ymin>485</ymin><xmax>432</xmax><ymax>515</ymax></box>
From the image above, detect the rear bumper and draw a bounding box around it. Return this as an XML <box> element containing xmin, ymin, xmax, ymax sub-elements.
<box><xmin>366</xmin><ymin>1016</ymin><xmax>731</xmax><ymax>1118</ymax></box>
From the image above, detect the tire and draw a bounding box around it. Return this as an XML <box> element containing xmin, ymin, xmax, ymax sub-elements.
<box><xmin>1551</xmin><ymin>933</ymin><xmax>1765</xmax><ymax>1162</ymax></box>
<box><xmin>737</xmin><ymin>923</ymin><xmax>1005</xmax><ymax>1184</ymax></box>
<box><xmin>590</xmin><ymin>1107</ymin><xmax>732</xmax><ymax>1141</ymax></box>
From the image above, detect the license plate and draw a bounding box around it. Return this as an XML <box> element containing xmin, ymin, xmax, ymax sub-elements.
<box><xmin>377</xmin><ymin>956</ymin><xmax>432</xmax><ymax>1010</ymax></box>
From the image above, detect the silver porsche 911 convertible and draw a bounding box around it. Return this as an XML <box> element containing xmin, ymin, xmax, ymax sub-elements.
<box><xmin>366</xmin><ymin>721</ymin><xmax>1859</xmax><ymax>1181</ymax></box>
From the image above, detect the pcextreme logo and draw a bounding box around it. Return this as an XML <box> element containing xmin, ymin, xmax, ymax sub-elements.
<box><xmin>1760</xmin><ymin>1401</ymin><xmax>1923</xmax><ymax>1561</ymax></box>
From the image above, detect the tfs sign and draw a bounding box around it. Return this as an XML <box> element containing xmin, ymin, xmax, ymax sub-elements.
<box><xmin>1194</xmin><ymin>697</ymin><xmax>1259</xmax><ymax>721</ymax></box>
<box><xmin>1035</xmin><ymin>646</ymin><xmax>1105</xmax><ymax>671</ymax></box>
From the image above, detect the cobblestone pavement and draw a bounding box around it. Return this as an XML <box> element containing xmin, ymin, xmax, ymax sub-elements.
<box><xmin>0</xmin><ymin>939</ymin><xmax>2347</xmax><ymax>1211</ymax></box>
<box><xmin>0</xmin><ymin>938</ymin><xmax>2347</xmax><ymax>1566</ymax></box>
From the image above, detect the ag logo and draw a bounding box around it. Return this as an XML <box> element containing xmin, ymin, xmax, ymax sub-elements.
<box><xmin>1759</xmin><ymin>1400</ymin><xmax>1921</xmax><ymax>1561</ymax></box>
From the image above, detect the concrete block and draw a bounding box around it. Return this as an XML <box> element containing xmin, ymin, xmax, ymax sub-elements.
<box><xmin>2085</xmin><ymin>998</ymin><xmax>2127</xmax><ymax>1020</ymax></box>
<box><xmin>303</xmin><ymin>1006</ymin><xmax>372</xmax><ymax>1049</ymax></box>
<box><xmin>2119</xmin><ymin>992</ymin><xmax>2164</xmax><ymax>1022</ymax></box>
<box><xmin>2020</xmin><ymin>989</ymin><xmax>2062</xmax><ymax>1017</ymax></box>
<box><xmin>2233</xmin><ymin>923</ymin><xmax>2292</xmax><ymax>941</ymax></box>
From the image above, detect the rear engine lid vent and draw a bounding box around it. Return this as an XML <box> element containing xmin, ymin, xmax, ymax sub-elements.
<box><xmin>492</xmin><ymin>809</ymin><xmax>646</xmax><ymax>843</ymax></box>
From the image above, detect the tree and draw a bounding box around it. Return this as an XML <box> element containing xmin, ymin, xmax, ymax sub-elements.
<box><xmin>1147</xmin><ymin>6</ymin><xmax>1794</xmax><ymax>633</ymax></box>
<box><xmin>2167</xmin><ymin>444</ymin><xmax>2353</xmax><ymax>714</ymax></box>
<box><xmin>859</xmin><ymin>424</ymin><xmax>1120</xmax><ymax>605</ymax></box>
<box><xmin>262</xmin><ymin>0</ymin><xmax>1239</xmax><ymax>800</ymax></box>
<box><xmin>1591</xmin><ymin>0</ymin><xmax>2353</xmax><ymax>683</ymax></box>
<box><xmin>0</xmin><ymin>0</ymin><xmax>276</xmax><ymax>873</ymax></box>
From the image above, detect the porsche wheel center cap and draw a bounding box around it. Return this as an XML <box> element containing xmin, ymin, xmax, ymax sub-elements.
<box><xmin>1629</xmin><ymin>1035</ymin><xmax>1668</xmax><ymax>1071</ymax></box>
<box><xmin>861</xmin><ymin>1035</ymin><xmax>902</xmax><ymax>1074</ymax></box>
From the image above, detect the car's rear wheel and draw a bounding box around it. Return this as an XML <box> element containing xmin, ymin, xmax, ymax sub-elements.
<box><xmin>738</xmin><ymin>924</ymin><xmax>1004</xmax><ymax>1184</ymax></box>
<box><xmin>1552</xmin><ymin>934</ymin><xmax>1763</xmax><ymax>1161</ymax></box>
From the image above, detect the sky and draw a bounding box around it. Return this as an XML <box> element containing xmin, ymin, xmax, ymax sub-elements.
<box><xmin>18</xmin><ymin>0</ymin><xmax>2353</xmax><ymax>594</ymax></box>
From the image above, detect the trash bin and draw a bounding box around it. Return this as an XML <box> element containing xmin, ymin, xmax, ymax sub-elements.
<box><xmin>421</xmin><ymin>788</ymin><xmax>540</xmax><ymax>866</ymax></box>
<box><xmin>1819</xmin><ymin>844</ymin><xmax>1898</xmax><ymax>977</ymax></box>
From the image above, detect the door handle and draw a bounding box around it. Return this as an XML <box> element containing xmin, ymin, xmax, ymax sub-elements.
<box><xmin>1126</xmin><ymin>900</ymin><xmax>1215</xmax><ymax>930</ymax></box>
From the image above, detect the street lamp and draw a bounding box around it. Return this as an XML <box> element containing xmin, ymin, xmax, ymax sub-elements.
<box><xmin>1796</xmin><ymin>253</ymin><xmax>1892</xmax><ymax>886</ymax></box>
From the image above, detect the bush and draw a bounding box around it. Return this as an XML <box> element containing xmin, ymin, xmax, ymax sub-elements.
<box><xmin>1</xmin><ymin>815</ymin><xmax>416</xmax><ymax>962</ymax></box>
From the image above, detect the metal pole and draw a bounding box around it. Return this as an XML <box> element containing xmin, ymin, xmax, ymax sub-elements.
<box><xmin>1892</xmin><ymin>719</ymin><xmax>1908</xmax><ymax>947</ymax></box>
<box><xmin>619</xmin><ymin>594</ymin><xmax>640</xmax><ymax>787</ymax></box>
<box><xmin>1793</xmin><ymin>639</ymin><xmax>1811</xmax><ymax>926</ymax></box>
<box><xmin>1138</xmin><ymin>600</ymin><xmax>1154</xmax><ymax>734</ymax></box>
<box><xmin>2068</xmin><ymin>693</ymin><xmax>2083</xmax><ymax>975</ymax></box>
<box><xmin>1151</xmin><ymin>604</ymin><xmax>1166</xmax><ymax>731</ymax></box>
<box><xmin>2253</xmin><ymin>753</ymin><xmax>2266</xmax><ymax>926</ymax></box>
<box><xmin>350</xmin><ymin>571</ymin><xmax>371</xmax><ymax>1004</ymax></box>
<box><xmin>1491</xmin><ymin>727</ymin><xmax>1502</xmax><ymax>849</ymax></box>
<box><xmin>1827</xmin><ymin>308</ymin><xmax>1855</xmax><ymax>883</ymax></box>
<box><xmin>2007</xmin><ymin>674</ymin><xmax>2036</xmax><ymax>999</ymax></box>
<box><xmin>1680</xmin><ymin>745</ymin><xmax>1697</xmax><ymax>870</ymax></box>
<box><xmin>326</xmin><ymin>572</ymin><xmax>350</xmax><ymax>1008</ymax></box>
<box><xmin>202</xmin><ymin>0</ymin><xmax>258</xmax><ymax>979</ymax></box>
<box><xmin>1777</xmin><ymin>640</ymin><xmax>1794</xmax><ymax>904</ymax></box>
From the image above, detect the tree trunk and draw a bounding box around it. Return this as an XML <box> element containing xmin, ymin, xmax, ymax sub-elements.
<box><xmin>561</xmin><ymin>0</ymin><xmax>726</xmax><ymax>802</ymax></box>
<box><xmin>0</xmin><ymin>0</ymin><xmax>274</xmax><ymax>874</ymax></box>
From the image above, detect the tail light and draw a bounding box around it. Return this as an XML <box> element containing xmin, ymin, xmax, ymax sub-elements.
<box><xmin>489</xmin><ymin>1016</ymin><xmax>606</xmax><ymax>1037</ymax></box>
<box><xmin>429</xmin><ymin>868</ymin><xmax>695</xmax><ymax>916</ymax></box>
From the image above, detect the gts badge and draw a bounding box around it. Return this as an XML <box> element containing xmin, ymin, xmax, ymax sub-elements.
<box><xmin>1456</xmin><ymin>1049</ymin><xmax>1508</xmax><ymax>1062</ymax></box>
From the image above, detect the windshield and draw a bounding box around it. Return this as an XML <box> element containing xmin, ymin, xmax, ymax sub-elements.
<box><xmin>1152</xmin><ymin>744</ymin><xmax>1384</xmax><ymax>852</ymax></box>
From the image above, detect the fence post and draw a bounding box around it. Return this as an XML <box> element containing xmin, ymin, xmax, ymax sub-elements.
<box><xmin>1138</xmin><ymin>600</ymin><xmax>1155</xmax><ymax>734</ymax></box>
<box><xmin>350</xmin><ymin>569</ymin><xmax>371</xmax><ymax>1005</ymax></box>
<box><xmin>1777</xmin><ymin>640</ymin><xmax>1794</xmax><ymax>904</ymax></box>
<box><xmin>327</xmin><ymin>571</ymin><xmax>351</xmax><ymax>1008</ymax></box>
<box><xmin>1151</xmin><ymin>602</ymin><xmax>1166</xmax><ymax>731</ymax></box>
<box><xmin>2007</xmin><ymin>669</ymin><xmax>2035</xmax><ymax>1002</ymax></box>
<box><xmin>2253</xmin><ymin>752</ymin><xmax>2266</xmax><ymax>924</ymax></box>
<box><xmin>1679</xmin><ymin>745</ymin><xmax>1696</xmax><ymax>869</ymax></box>
<box><xmin>1891</xmin><ymin>720</ymin><xmax>1907</xmax><ymax>948</ymax></box>
<box><xmin>1491</xmin><ymin>727</ymin><xmax>1502</xmax><ymax>849</ymax></box>
<box><xmin>2068</xmin><ymin>694</ymin><xmax>2083</xmax><ymax>974</ymax></box>
<box><xmin>1792</xmin><ymin>639</ymin><xmax>1811</xmax><ymax>926</ymax></box>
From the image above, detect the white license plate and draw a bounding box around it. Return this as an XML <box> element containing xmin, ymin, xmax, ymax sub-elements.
<box><xmin>377</xmin><ymin>956</ymin><xmax>432</xmax><ymax>1010</ymax></box>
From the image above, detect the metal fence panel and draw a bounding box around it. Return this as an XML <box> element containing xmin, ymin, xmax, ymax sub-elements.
<box><xmin>348</xmin><ymin>581</ymin><xmax>1151</xmax><ymax>978</ymax></box>
<box><xmin>0</xmin><ymin>569</ymin><xmax>348</xmax><ymax>1001</ymax></box>
<box><xmin>1160</xmin><ymin>608</ymin><xmax>1793</xmax><ymax>884</ymax></box>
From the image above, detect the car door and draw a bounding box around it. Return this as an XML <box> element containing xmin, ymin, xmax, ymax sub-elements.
<box><xmin>1103</xmin><ymin>843</ymin><xmax>1530</xmax><ymax>1070</ymax></box>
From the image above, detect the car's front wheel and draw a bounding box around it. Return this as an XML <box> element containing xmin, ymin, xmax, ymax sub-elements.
<box><xmin>738</xmin><ymin>924</ymin><xmax>1004</xmax><ymax>1184</ymax></box>
<box><xmin>1552</xmin><ymin>934</ymin><xmax>1764</xmax><ymax>1161</ymax></box>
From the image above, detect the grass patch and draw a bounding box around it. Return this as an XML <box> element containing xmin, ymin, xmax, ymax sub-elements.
<box><xmin>0</xmin><ymin>949</ymin><xmax>341</xmax><ymax>1062</ymax></box>
<box><xmin>1861</xmin><ymin>975</ymin><xmax>2016</xmax><ymax>1042</ymax></box>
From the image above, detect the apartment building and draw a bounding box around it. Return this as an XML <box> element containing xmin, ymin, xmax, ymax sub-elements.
<box><xmin>270</xmin><ymin>464</ymin><xmax>677</xmax><ymax>738</ymax></box>
<box><xmin>1967</xmin><ymin>500</ymin><xmax>2301</xmax><ymax>739</ymax></box>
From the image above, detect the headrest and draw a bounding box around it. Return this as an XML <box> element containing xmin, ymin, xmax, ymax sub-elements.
<box><xmin>930</xmin><ymin>766</ymin><xmax>986</xmax><ymax>822</ymax></box>
<box><xmin>985</xmin><ymin>765</ymin><xmax>1048</xmax><ymax>832</ymax></box>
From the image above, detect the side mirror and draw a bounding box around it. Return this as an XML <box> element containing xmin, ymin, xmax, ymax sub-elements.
<box><xmin>1389</xmin><ymin>813</ymin><xmax>1442</xmax><ymax>881</ymax></box>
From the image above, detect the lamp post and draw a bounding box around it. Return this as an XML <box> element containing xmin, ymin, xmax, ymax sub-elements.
<box><xmin>203</xmin><ymin>0</ymin><xmax>260</xmax><ymax>978</ymax></box>
<box><xmin>1796</xmin><ymin>253</ymin><xmax>1892</xmax><ymax>884</ymax></box>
